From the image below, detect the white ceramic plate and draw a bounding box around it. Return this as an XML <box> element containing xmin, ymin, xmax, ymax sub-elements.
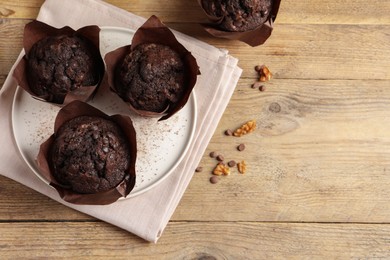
<box><xmin>11</xmin><ymin>26</ymin><xmax>197</xmax><ymax>198</ymax></box>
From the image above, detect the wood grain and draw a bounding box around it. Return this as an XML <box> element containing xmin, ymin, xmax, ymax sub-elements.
<box><xmin>0</xmin><ymin>19</ymin><xmax>24</xmax><ymax>76</ymax></box>
<box><xmin>176</xmin><ymin>78</ymin><xmax>390</xmax><ymax>222</ymax></box>
<box><xmin>2</xmin><ymin>79</ymin><xmax>390</xmax><ymax>223</ymax></box>
<box><xmin>0</xmin><ymin>176</ymin><xmax>91</xmax><ymax>221</ymax></box>
<box><xmin>168</xmin><ymin>23</ymin><xmax>390</xmax><ymax>80</ymax></box>
<box><xmin>1</xmin><ymin>0</ymin><xmax>389</xmax><ymax>24</ymax></box>
<box><xmin>1</xmin><ymin>0</ymin><xmax>390</xmax><ymax>258</ymax></box>
<box><xmin>1</xmin><ymin>20</ymin><xmax>389</xmax><ymax>80</ymax></box>
<box><xmin>0</xmin><ymin>222</ymin><xmax>389</xmax><ymax>259</ymax></box>
<box><xmin>0</xmin><ymin>75</ymin><xmax>6</xmax><ymax>88</ymax></box>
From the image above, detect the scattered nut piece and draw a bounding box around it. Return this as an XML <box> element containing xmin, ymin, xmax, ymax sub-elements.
<box><xmin>258</xmin><ymin>65</ymin><xmax>273</xmax><ymax>82</ymax></box>
<box><xmin>195</xmin><ymin>166</ymin><xmax>203</xmax><ymax>172</ymax></box>
<box><xmin>252</xmin><ymin>65</ymin><xmax>272</xmax><ymax>89</ymax></box>
<box><xmin>261</xmin><ymin>65</ymin><xmax>270</xmax><ymax>75</ymax></box>
<box><xmin>237</xmin><ymin>161</ymin><xmax>247</xmax><ymax>174</ymax></box>
<box><xmin>209</xmin><ymin>151</ymin><xmax>217</xmax><ymax>158</ymax></box>
<box><xmin>237</xmin><ymin>143</ymin><xmax>246</xmax><ymax>151</ymax></box>
<box><xmin>210</xmin><ymin>176</ymin><xmax>219</xmax><ymax>184</ymax></box>
<box><xmin>213</xmin><ymin>163</ymin><xmax>230</xmax><ymax>176</ymax></box>
<box><xmin>233</xmin><ymin>120</ymin><xmax>256</xmax><ymax>137</ymax></box>
<box><xmin>227</xmin><ymin>160</ymin><xmax>236</xmax><ymax>167</ymax></box>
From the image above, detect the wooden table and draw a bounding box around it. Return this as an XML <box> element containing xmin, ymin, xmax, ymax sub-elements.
<box><xmin>1</xmin><ymin>0</ymin><xmax>390</xmax><ymax>258</ymax></box>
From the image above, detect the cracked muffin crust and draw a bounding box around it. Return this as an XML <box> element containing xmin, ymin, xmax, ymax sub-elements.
<box><xmin>115</xmin><ymin>43</ymin><xmax>185</xmax><ymax>113</ymax></box>
<box><xmin>50</xmin><ymin>116</ymin><xmax>131</xmax><ymax>194</ymax></box>
<box><xmin>202</xmin><ymin>0</ymin><xmax>273</xmax><ymax>32</ymax></box>
<box><xmin>27</xmin><ymin>35</ymin><xmax>101</xmax><ymax>103</ymax></box>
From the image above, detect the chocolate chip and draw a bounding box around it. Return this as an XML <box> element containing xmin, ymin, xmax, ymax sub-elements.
<box><xmin>209</xmin><ymin>151</ymin><xmax>217</xmax><ymax>158</ymax></box>
<box><xmin>216</xmin><ymin>155</ymin><xmax>224</xmax><ymax>162</ymax></box>
<box><xmin>195</xmin><ymin>166</ymin><xmax>203</xmax><ymax>172</ymax></box>
<box><xmin>255</xmin><ymin>65</ymin><xmax>263</xmax><ymax>72</ymax></box>
<box><xmin>237</xmin><ymin>144</ymin><xmax>245</xmax><ymax>151</ymax></box>
<box><xmin>210</xmin><ymin>176</ymin><xmax>219</xmax><ymax>184</ymax></box>
<box><xmin>259</xmin><ymin>85</ymin><xmax>266</xmax><ymax>92</ymax></box>
<box><xmin>252</xmin><ymin>81</ymin><xmax>263</xmax><ymax>89</ymax></box>
<box><xmin>225</xmin><ymin>129</ymin><xmax>233</xmax><ymax>136</ymax></box>
<box><xmin>228</xmin><ymin>160</ymin><xmax>236</xmax><ymax>167</ymax></box>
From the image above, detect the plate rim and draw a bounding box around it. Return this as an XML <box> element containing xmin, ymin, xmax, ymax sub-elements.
<box><xmin>11</xmin><ymin>85</ymin><xmax>197</xmax><ymax>199</ymax></box>
<box><xmin>11</xmin><ymin>25</ymin><xmax>198</xmax><ymax>199</ymax></box>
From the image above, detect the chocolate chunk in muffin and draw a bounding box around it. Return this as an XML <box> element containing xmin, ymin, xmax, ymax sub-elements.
<box><xmin>27</xmin><ymin>35</ymin><xmax>102</xmax><ymax>103</ymax></box>
<box><xmin>115</xmin><ymin>43</ymin><xmax>185</xmax><ymax>113</ymax></box>
<box><xmin>50</xmin><ymin>116</ymin><xmax>131</xmax><ymax>194</ymax></box>
<box><xmin>202</xmin><ymin>0</ymin><xmax>273</xmax><ymax>32</ymax></box>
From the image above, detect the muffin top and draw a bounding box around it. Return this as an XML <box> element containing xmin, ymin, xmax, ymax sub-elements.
<box><xmin>50</xmin><ymin>116</ymin><xmax>131</xmax><ymax>194</ymax></box>
<box><xmin>115</xmin><ymin>43</ymin><xmax>185</xmax><ymax>113</ymax></box>
<box><xmin>27</xmin><ymin>35</ymin><xmax>101</xmax><ymax>103</ymax></box>
<box><xmin>202</xmin><ymin>0</ymin><xmax>273</xmax><ymax>32</ymax></box>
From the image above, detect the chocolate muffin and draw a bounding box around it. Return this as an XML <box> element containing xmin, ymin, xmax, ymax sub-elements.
<box><xmin>115</xmin><ymin>43</ymin><xmax>185</xmax><ymax>113</ymax></box>
<box><xmin>50</xmin><ymin>116</ymin><xmax>131</xmax><ymax>194</ymax></box>
<box><xmin>202</xmin><ymin>0</ymin><xmax>273</xmax><ymax>32</ymax></box>
<box><xmin>27</xmin><ymin>35</ymin><xmax>102</xmax><ymax>103</ymax></box>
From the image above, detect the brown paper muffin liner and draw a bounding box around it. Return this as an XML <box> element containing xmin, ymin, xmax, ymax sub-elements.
<box><xmin>104</xmin><ymin>15</ymin><xmax>200</xmax><ymax>121</ymax></box>
<box><xmin>37</xmin><ymin>101</ymin><xmax>137</xmax><ymax>205</ymax></box>
<box><xmin>13</xmin><ymin>20</ymin><xmax>105</xmax><ymax>105</ymax></box>
<box><xmin>198</xmin><ymin>0</ymin><xmax>281</xmax><ymax>47</ymax></box>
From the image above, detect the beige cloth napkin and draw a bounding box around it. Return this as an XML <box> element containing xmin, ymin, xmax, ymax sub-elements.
<box><xmin>0</xmin><ymin>0</ymin><xmax>242</xmax><ymax>242</ymax></box>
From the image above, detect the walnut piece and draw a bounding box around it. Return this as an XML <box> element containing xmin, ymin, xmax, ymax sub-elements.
<box><xmin>233</xmin><ymin>120</ymin><xmax>256</xmax><ymax>137</ymax></box>
<box><xmin>259</xmin><ymin>65</ymin><xmax>272</xmax><ymax>82</ymax></box>
<box><xmin>237</xmin><ymin>161</ymin><xmax>247</xmax><ymax>174</ymax></box>
<box><xmin>213</xmin><ymin>163</ymin><xmax>230</xmax><ymax>176</ymax></box>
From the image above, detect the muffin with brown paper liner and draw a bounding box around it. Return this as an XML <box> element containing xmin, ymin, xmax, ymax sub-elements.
<box><xmin>104</xmin><ymin>15</ymin><xmax>200</xmax><ymax>121</ymax></box>
<box><xmin>13</xmin><ymin>20</ymin><xmax>105</xmax><ymax>105</ymax></box>
<box><xmin>37</xmin><ymin>101</ymin><xmax>137</xmax><ymax>205</ymax></box>
<box><xmin>198</xmin><ymin>0</ymin><xmax>281</xmax><ymax>47</ymax></box>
